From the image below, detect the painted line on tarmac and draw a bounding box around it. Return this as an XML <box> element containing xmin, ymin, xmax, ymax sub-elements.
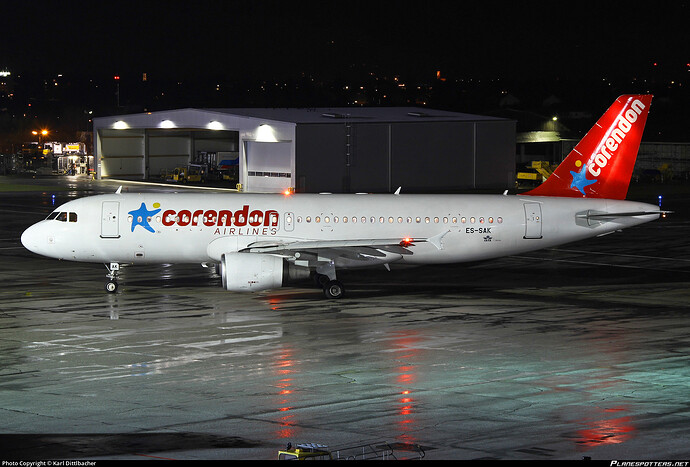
<box><xmin>550</xmin><ymin>248</ymin><xmax>690</xmax><ymax>263</ymax></box>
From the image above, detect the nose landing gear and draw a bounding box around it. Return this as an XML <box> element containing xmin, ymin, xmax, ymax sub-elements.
<box><xmin>105</xmin><ymin>262</ymin><xmax>120</xmax><ymax>293</ymax></box>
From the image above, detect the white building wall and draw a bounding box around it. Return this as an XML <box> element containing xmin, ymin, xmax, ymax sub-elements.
<box><xmin>93</xmin><ymin>109</ymin><xmax>296</xmax><ymax>190</ymax></box>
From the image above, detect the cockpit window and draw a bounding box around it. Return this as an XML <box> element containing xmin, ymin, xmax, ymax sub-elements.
<box><xmin>49</xmin><ymin>212</ymin><xmax>78</xmax><ymax>222</ymax></box>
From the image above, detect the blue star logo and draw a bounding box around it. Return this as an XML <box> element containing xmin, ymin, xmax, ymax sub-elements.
<box><xmin>570</xmin><ymin>166</ymin><xmax>597</xmax><ymax>196</ymax></box>
<box><xmin>128</xmin><ymin>202</ymin><xmax>161</xmax><ymax>233</ymax></box>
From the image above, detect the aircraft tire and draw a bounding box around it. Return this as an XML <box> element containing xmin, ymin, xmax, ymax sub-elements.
<box><xmin>105</xmin><ymin>280</ymin><xmax>118</xmax><ymax>293</ymax></box>
<box><xmin>323</xmin><ymin>280</ymin><xmax>345</xmax><ymax>299</ymax></box>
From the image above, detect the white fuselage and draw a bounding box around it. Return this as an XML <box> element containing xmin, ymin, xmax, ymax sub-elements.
<box><xmin>21</xmin><ymin>192</ymin><xmax>659</xmax><ymax>267</ymax></box>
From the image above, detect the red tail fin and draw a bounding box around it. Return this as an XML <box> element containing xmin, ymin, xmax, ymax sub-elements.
<box><xmin>524</xmin><ymin>94</ymin><xmax>652</xmax><ymax>199</ymax></box>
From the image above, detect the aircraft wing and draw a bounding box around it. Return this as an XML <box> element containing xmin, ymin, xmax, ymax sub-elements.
<box><xmin>237</xmin><ymin>231</ymin><xmax>452</xmax><ymax>268</ymax></box>
<box><xmin>240</xmin><ymin>229</ymin><xmax>450</xmax><ymax>253</ymax></box>
<box><xmin>240</xmin><ymin>238</ymin><xmax>414</xmax><ymax>262</ymax></box>
<box><xmin>241</xmin><ymin>238</ymin><xmax>415</xmax><ymax>253</ymax></box>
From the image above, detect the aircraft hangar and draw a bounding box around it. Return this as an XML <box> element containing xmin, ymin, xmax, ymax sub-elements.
<box><xmin>93</xmin><ymin>107</ymin><xmax>515</xmax><ymax>193</ymax></box>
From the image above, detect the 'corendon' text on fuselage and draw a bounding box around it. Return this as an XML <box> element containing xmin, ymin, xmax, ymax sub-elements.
<box><xmin>162</xmin><ymin>205</ymin><xmax>280</xmax><ymax>229</ymax></box>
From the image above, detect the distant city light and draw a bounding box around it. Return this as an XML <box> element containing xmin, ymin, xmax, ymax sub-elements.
<box><xmin>0</xmin><ymin>70</ymin><xmax>10</xmax><ymax>77</ymax></box>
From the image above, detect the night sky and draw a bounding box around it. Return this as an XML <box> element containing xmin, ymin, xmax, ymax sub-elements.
<box><xmin>3</xmin><ymin>1</ymin><xmax>689</xmax><ymax>82</ymax></box>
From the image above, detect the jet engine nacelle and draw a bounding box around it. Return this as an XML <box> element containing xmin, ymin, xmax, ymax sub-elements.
<box><xmin>220</xmin><ymin>252</ymin><xmax>309</xmax><ymax>292</ymax></box>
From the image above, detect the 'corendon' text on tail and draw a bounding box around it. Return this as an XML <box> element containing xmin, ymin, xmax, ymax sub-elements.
<box><xmin>524</xmin><ymin>94</ymin><xmax>652</xmax><ymax>199</ymax></box>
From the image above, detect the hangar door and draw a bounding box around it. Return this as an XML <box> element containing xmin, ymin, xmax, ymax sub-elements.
<box><xmin>245</xmin><ymin>141</ymin><xmax>292</xmax><ymax>192</ymax></box>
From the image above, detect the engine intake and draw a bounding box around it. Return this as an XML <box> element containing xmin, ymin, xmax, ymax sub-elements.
<box><xmin>220</xmin><ymin>252</ymin><xmax>309</xmax><ymax>292</ymax></box>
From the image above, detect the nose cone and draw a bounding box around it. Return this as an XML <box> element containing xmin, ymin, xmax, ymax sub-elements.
<box><xmin>21</xmin><ymin>223</ymin><xmax>45</xmax><ymax>255</ymax></box>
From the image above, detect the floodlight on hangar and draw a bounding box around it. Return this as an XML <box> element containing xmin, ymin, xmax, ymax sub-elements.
<box><xmin>256</xmin><ymin>124</ymin><xmax>278</xmax><ymax>142</ymax></box>
<box><xmin>113</xmin><ymin>120</ymin><xmax>129</xmax><ymax>129</ymax></box>
<box><xmin>160</xmin><ymin>120</ymin><xmax>176</xmax><ymax>129</ymax></box>
<box><xmin>207</xmin><ymin>120</ymin><xmax>224</xmax><ymax>130</ymax></box>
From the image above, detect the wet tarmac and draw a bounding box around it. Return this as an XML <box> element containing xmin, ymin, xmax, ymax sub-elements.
<box><xmin>1</xmin><ymin>175</ymin><xmax>689</xmax><ymax>461</ymax></box>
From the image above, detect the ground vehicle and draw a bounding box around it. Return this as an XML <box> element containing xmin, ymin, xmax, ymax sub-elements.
<box><xmin>278</xmin><ymin>442</ymin><xmax>425</xmax><ymax>460</ymax></box>
<box><xmin>167</xmin><ymin>165</ymin><xmax>204</xmax><ymax>183</ymax></box>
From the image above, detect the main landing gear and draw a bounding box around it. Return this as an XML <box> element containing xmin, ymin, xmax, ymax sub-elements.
<box><xmin>313</xmin><ymin>263</ymin><xmax>345</xmax><ymax>299</ymax></box>
<box><xmin>104</xmin><ymin>262</ymin><xmax>120</xmax><ymax>293</ymax></box>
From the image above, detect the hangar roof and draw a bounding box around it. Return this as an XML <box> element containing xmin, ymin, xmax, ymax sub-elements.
<box><xmin>92</xmin><ymin>107</ymin><xmax>511</xmax><ymax>133</ymax></box>
<box><xmin>210</xmin><ymin>107</ymin><xmax>507</xmax><ymax>124</ymax></box>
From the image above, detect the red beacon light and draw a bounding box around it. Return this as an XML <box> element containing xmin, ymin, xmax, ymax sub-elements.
<box><xmin>400</xmin><ymin>237</ymin><xmax>414</xmax><ymax>247</ymax></box>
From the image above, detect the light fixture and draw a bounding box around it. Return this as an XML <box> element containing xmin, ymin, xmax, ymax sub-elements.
<box><xmin>256</xmin><ymin>124</ymin><xmax>277</xmax><ymax>142</ymax></box>
<box><xmin>113</xmin><ymin>121</ymin><xmax>129</xmax><ymax>129</ymax></box>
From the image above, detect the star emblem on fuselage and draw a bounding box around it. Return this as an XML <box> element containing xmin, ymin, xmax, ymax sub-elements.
<box><xmin>570</xmin><ymin>166</ymin><xmax>597</xmax><ymax>196</ymax></box>
<box><xmin>128</xmin><ymin>202</ymin><xmax>161</xmax><ymax>233</ymax></box>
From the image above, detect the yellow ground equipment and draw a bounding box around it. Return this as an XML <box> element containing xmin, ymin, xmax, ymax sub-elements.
<box><xmin>167</xmin><ymin>165</ymin><xmax>204</xmax><ymax>183</ymax></box>
<box><xmin>278</xmin><ymin>443</ymin><xmax>332</xmax><ymax>460</ymax></box>
<box><xmin>517</xmin><ymin>160</ymin><xmax>556</xmax><ymax>187</ymax></box>
<box><xmin>278</xmin><ymin>441</ymin><xmax>425</xmax><ymax>460</ymax></box>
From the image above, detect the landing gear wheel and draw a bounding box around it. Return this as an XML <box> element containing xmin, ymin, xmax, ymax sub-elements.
<box><xmin>323</xmin><ymin>280</ymin><xmax>345</xmax><ymax>299</ymax></box>
<box><xmin>104</xmin><ymin>262</ymin><xmax>120</xmax><ymax>293</ymax></box>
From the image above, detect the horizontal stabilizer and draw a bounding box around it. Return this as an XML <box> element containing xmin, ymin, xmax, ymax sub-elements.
<box><xmin>576</xmin><ymin>209</ymin><xmax>663</xmax><ymax>227</ymax></box>
<box><xmin>584</xmin><ymin>211</ymin><xmax>664</xmax><ymax>218</ymax></box>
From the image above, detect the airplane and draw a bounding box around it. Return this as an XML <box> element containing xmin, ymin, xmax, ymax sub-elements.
<box><xmin>21</xmin><ymin>94</ymin><xmax>663</xmax><ymax>298</ymax></box>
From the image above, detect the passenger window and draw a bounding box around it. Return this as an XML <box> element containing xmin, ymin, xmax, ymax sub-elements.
<box><xmin>69</xmin><ymin>212</ymin><xmax>78</xmax><ymax>222</ymax></box>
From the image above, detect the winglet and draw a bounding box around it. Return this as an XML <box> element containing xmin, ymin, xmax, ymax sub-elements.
<box><xmin>394</xmin><ymin>187</ymin><xmax>402</xmax><ymax>195</ymax></box>
<box><xmin>115</xmin><ymin>186</ymin><xmax>122</xmax><ymax>194</ymax></box>
<box><xmin>524</xmin><ymin>95</ymin><xmax>652</xmax><ymax>200</ymax></box>
<box><xmin>427</xmin><ymin>230</ymin><xmax>450</xmax><ymax>250</ymax></box>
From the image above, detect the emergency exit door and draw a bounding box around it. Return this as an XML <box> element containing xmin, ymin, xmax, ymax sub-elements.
<box><xmin>524</xmin><ymin>203</ymin><xmax>543</xmax><ymax>239</ymax></box>
<box><xmin>101</xmin><ymin>201</ymin><xmax>120</xmax><ymax>238</ymax></box>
